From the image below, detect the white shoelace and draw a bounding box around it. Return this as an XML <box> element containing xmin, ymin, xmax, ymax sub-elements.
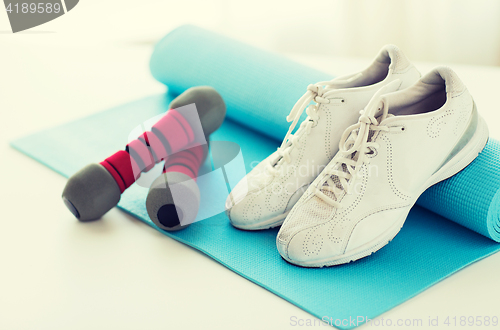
<box><xmin>263</xmin><ymin>79</ymin><xmax>353</xmax><ymax>179</ymax></box>
<box><xmin>313</xmin><ymin>80</ymin><xmax>400</xmax><ymax>208</ymax></box>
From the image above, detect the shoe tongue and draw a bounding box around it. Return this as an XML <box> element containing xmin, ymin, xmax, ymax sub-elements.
<box><xmin>364</xmin><ymin>92</ymin><xmax>387</xmax><ymax>117</ymax></box>
<box><xmin>363</xmin><ymin>79</ymin><xmax>400</xmax><ymax>118</ymax></box>
<box><xmin>321</xmin><ymin>142</ymin><xmax>358</xmax><ymax>203</ymax></box>
<box><xmin>320</xmin><ymin>81</ymin><xmax>400</xmax><ymax>204</ymax></box>
<box><xmin>321</xmin><ymin>162</ymin><xmax>353</xmax><ymax>203</ymax></box>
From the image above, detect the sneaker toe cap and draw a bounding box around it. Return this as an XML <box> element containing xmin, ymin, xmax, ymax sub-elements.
<box><xmin>277</xmin><ymin>219</ymin><xmax>344</xmax><ymax>265</ymax></box>
<box><xmin>277</xmin><ymin>226</ymin><xmax>333</xmax><ymax>264</ymax></box>
<box><xmin>226</xmin><ymin>189</ymin><xmax>279</xmax><ymax>229</ymax></box>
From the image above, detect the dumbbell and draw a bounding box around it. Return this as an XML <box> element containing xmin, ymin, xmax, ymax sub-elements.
<box><xmin>62</xmin><ymin>87</ymin><xmax>226</xmax><ymax>221</ymax></box>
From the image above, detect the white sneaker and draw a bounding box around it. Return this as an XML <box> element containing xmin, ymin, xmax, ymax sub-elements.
<box><xmin>276</xmin><ymin>66</ymin><xmax>489</xmax><ymax>267</ymax></box>
<box><xmin>225</xmin><ymin>45</ymin><xmax>421</xmax><ymax>230</ymax></box>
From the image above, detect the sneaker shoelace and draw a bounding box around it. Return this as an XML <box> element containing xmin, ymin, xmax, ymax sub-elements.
<box><xmin>263</xmin><ymin>76</ymin><xmax>363</xmax><ymax>180</ymax></box>
<box><xmin>313</xmin><ymin>81</ymin><xmax>400</xmax><ymax>208</ymax></box>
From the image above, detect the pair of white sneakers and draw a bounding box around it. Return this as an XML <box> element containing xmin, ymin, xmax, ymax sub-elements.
<box><xmin>225</xmin><ymin>45</ymin><xmax>489</xmax><ymax>267</ymax></box>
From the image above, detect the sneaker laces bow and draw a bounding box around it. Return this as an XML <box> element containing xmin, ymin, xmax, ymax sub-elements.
<box><xmin>263</xmin><ymin>77</ymin><xmax>358</xmax><ymax>179</ymax></box>
<box><xmin>313</xmin><ymin>80</ymin><xmax>401</xmax><ymax>207</ymax></box>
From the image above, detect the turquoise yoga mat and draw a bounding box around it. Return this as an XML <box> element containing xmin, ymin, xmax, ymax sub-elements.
<box><xmin>11</xmin><ymin>25</ymin><xmax>500</xmax><ymax>329</ymax></box>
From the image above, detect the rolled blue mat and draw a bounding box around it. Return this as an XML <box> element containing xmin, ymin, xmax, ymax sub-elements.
<box><xmin>11</xmin><ymin>25</ymin><xmax>500</xmax><ymax>329</ymax></box>
<box><xmin>150</xmin><ymin>25</ymin><xmax>332</xmax><ymax>141</ymax></box>
<box><xmin>419</xmin><ymin>140</ymin><xmax>500</xmax><ymax>241</ymax></box>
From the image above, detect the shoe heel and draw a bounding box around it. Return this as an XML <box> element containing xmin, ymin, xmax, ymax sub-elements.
<box><xmin>426</xmin><ymin>114</ymin><xmax>489</xmax><ymax>190</ymax></box>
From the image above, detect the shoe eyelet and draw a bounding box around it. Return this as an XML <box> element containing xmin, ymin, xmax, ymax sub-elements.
<box><xmin>366</xmin><ymin>148</ymin><xmax>378</xmax><ymax>158</ymax></box>
<box><xmin>388</xmin><ymin>125</ymin><xmax>405</xmax><ymax>133</ymax></box>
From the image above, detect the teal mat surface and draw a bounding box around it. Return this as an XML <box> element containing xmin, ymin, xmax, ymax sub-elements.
<box><xmin>11</xmin><ymin>25</ymin><xmax>500</xmax><ymax>329</ymax></box>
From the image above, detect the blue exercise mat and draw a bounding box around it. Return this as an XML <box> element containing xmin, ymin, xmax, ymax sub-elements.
<box><xmin>11</xmin><ymin>25</ymin><xmax>500</xmax><ymax>329</ymax></box>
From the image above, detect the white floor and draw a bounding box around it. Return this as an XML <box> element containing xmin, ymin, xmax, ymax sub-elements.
<box><xmin>2</xmin><ymin>10</ymin><xmax>500</xmax><ymax>330</ymax></box>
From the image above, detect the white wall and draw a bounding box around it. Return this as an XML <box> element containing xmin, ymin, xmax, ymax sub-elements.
<box><xmin>216</xmin><ymin>0</ymin><xmax>500</xmax><ymax>66</ymax></box>
<box><xmin>2</xmin><ymin>0</ymin><xmax>499</xmax><ymax>66</ymax></box>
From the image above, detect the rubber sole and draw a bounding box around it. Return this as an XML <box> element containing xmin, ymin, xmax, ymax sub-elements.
<box><xmin>284</xmin><ymin>116</ymin><xmax>489</xmax><ymax>268</ymax></box>
<box><xmin>230</xmin><ymin>211</ymin><xmax>289</xmax><ymax>230</ymax></box>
